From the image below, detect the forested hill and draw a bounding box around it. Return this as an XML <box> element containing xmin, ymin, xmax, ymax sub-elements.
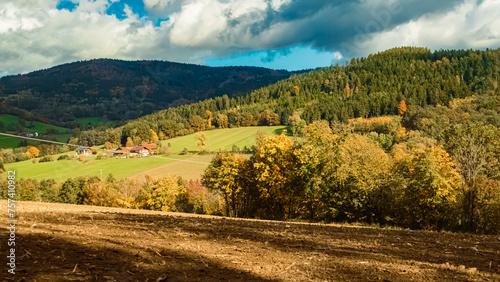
<box><xmin>81</xmin><ymin>47</ymin><xmax>500</xmax><ymax>147</ymax></box>
<box><xmin>0</xmin><ymin>59</ymin><xmax>295</xmax><ymax>126</ymax></box>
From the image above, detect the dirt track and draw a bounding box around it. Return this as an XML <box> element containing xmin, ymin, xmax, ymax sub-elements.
<box><xmin>2</xmin><ymin>200</ymin><xmax>500</xmax><ymax>281</ymax></box>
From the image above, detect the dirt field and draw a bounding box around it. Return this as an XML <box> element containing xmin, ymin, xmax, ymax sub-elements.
<box><xmin>2</xmin><ymin>200</ymin><xmax>500</xmax><ymax>281</ymax></box>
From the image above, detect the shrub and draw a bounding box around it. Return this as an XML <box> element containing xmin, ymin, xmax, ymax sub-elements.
<box><xmin>96</xmin><ymin>154</ymin><xmax>107</xmax><ymax>160</ymax></box>
<box><xmin>39</xmin><ymin>155</ymin><xmax>55</xmax><ymax>163</ymax></box>
<box><xmin>180</xmin><ymin>148</ymin><xmax>189</xmax><ymax>155</ymax></box>
<box><xmin>57</xmin><ymin>154</ymin><xmax>70</xmax><ymax>161</ymax></box>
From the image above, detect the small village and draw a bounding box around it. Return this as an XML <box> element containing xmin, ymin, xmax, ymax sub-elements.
<box><xmin>75</xmin><ymin>142</ymin><xmax>157</xmax><ymax>158</ymax></box>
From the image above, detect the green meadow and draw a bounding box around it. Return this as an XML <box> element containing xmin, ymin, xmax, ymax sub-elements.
<box><xmin>0</xmin><ymin>114</ymin><xmax>72</xmax><ymax>148</ymax></box>
<box><xmin>163</xmin><ymin>125</ymin><xmax>289</xmax><ymax>154</ymax></box>
<box><xmin>4</xmin><ymin>126</ymin><xmax>289</xmax><ymax>182</ymax></box>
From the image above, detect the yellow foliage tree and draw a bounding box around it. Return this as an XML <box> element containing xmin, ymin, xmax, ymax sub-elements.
<box><xmin>344</xmin><ymin>83</ymin><xmax>352</xmax><ymax>97</ymax></box>
<box><xmin>398</xmin><ymin>101</ymin><xmax>407</xmax><ymax>116</ymax></box>
<box><xmin>125</xmin><ymin>137</ymin><xmax>134</xmax><ymax>147</ymax></box>
<box><xmin>26</xmin><ymin>146</ymin><xmax>40</xmax><ymax>158</ymax></box>
<box><xmin>391</xmin><ymin>140</ymin><xmax>461</xmax><ymax>230</ymax></box>
<box><xmin>202</xmin><ymin>152</ymin><xmax>247</xmax><ymax>216</ymax></box>
<box><xmin>252</xmin><ymin>130</ymin><xmax>297</xmax><ymax>219</ymax></box>
<box><xmin>206</xmin><ymin>110</ymin><xmax>213</xmax><ymax>128</ymax></box>
<box><xmin>150</xmin><ymin>129</ymin><xmax>159</xmax><ymax>142</ymax></box>
<box><xmin>140</xmin><ymin>175</ymin><xmax>188</xmax><ymax>212</ymax></box>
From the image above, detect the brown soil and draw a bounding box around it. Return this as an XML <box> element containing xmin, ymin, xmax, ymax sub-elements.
<box><xmin>2</xmin><ymin>200</ymin><xmax>500</xmax><ymax>281</ymax></box>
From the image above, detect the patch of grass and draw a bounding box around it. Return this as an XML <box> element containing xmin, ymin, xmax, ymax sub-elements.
<box><xmin>0</xmin><ymin>114</ymin><xmax>73</xmax><ymax>148</ymax></box>
<box><xmin>162</xmin><ymin>126</ymin><xmax>289</xmax><ymax>154</ymax></box>
<box><xmin>5</xmin><ymin>154</ymin><xmax>189</xmax><ymax>182</ymax></box>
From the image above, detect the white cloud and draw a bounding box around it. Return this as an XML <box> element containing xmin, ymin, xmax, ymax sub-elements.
<box><xmin>1</xmin><ymin>0</ymin><xmax>499</xmax><ymax>75</ymax></box>
<box><xmin>358</xmin><ymin>0</ymin><xmax>500</xmax><ymax>55</ymax></box>
<box><xmin>0</xmin><ymin>0</ymin><xmax>207</xmax><ymax>74</ymax></box>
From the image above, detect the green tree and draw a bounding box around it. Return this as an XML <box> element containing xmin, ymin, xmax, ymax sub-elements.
<box><xmin>202</xmin><ymin>152</ymin><xmax>248</xmax><ymax>217</ymax></box>
<box><xmin>444</xmin><ymin>122</ymin><xmax>500</xmax><ymax>232</ymax></box>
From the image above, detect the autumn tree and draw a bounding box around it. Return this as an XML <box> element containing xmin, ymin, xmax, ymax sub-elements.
<box><xmin>104</xmin><ymin>142</ymin><xmax>115</xmax><ymax>150</ymax></box>
<box><xmin>288</xmin><ymin>111</ymin><xmax>306</xmax><ymax>137</ymax></box>
<box><xmin>215</xmin><ymin>113</ymin><xmax>228</xmax><ymax>129</ymax></box>
<box><xmin>251</xmin><ymin>130</ymin><xmax>298</xmax><ymax>219</ymax></box>
<box><xmin>333</xmin><ymin>134</ymin><xmax>391</xmax><ymax>223</ymax></box>
<box><xmin>194</xmin><ymin>132</ymin><xmax>207</xmax><ymax>153</ymax></box>
<box><xmin>391</xmin><ymin>136</ymin><xmax>461</xmax><ymax>230</ymax></box>
<box><xmin>26</xmin><ymin>146</ymin><xmax>40</xmax><ymax>158</ymax></box>
<box><xmin>202</xmin><ymin>152</ymin><xmax>248</xmax><ymax>217</ymax></box>
<box><xmin>125</xmin><ymin>137</ymin><xmax>134</xmax><ymax>147</ymax></box>
<box><xmin>139</xmin><ymin>175</ymin><xmax>188</xmax><ymax>212</ymax></box>
<box><xmin>149</xmin><ymin>129</ymin><xmax>159</xmax><ymax>143</ymax></box>
<box><xmin>294</xmin><ymin>121</ymin><xmax>339</xmax><ymax>219</ymax></box>
<box><xmin>189</xmin><ymin>115</ymin><xmax>206</xmax><ymax>131</ymax></box>
<box><xmin>443</xmin><ymin>122</ymin><xmax>500</xmax><ymax>232</ymax></box>
<box><xmin>206</xmin><ymin>110</ymin><xmax>212</xmax><ymax>128</ymax></box>
<box><xmin>398</xmin><ymin>101</ymin><xmax>407</xmax><ymax>116</ymax></box>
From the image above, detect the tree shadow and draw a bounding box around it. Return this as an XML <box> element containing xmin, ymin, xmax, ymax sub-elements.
<box><xmin>97</xmin><ymin>212</ymin><xmax>500</xmax><ymax>278</ymax></box>
<box><xmin>272</xmin><ymin>127</ymin><xmax>292</xmax><ymax>136</ymax></box>
<box><xmin>6</xmin><ymin>231</ymin><xmax>275</xmax><ymax>281</ymax></box>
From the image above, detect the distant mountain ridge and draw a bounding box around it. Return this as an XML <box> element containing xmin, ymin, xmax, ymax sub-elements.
<box><xmin>0</xmin><ymin>59</ymin><xmax>297</xmax><ymax>127</ymax></box>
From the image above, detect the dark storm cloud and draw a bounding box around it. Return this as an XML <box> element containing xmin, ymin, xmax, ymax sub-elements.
<box><xmin>239</xmin><ymin>0</ymin><xmax>467</xmax><ymax>56</ymax></box>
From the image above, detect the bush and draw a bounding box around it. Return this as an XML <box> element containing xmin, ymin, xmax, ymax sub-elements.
<box><xmin>180</xmin><ymin>147</ymin><xmax>189</xmax><ymax>155</ymax></box>
<box><xmin>59</xmin><ymin>177</ymin><xmax>98</xmax><ymax>205</ymax></box>
<box><xmin>96</xmin><ymin>154</ymin><xmax>107</xmax><ymax>160</ymax></box>
<box><xmin>40</xmin><ymin>179</ymin><xmax>60</xmax><ymax>202</ymax></box>
<box><xmin>39</xmin><ymin>155</ymin><xmax>55</xmax><ymax>163</ymax></box>
<box><xmin>158</xmin><ymin>146</ymin><xmax>171</xmax><ymax>155</ymax></box>
<box><xmin>57</xmin><ymin>154</ymin><xmax>70</xmax><ymax>161</ymax></box>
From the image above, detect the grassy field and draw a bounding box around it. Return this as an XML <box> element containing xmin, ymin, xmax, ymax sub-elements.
<box><xmin>4</xmin><ymin>126</ymin><xmax>287</xmax><ymax>182</ymax></box>
<box><xmin>6</xmin><ymin>154</ymin><xmax>188</xmax><ymax>182</ymax></box>
<box><xmin>163</xmin><ymin>125</ymin><xmax>289</xmax><ymax>154</ymax></box>
<box><xmin>0</xmin><ymin>114</ymin><xmax>72</xmax><ymax>148</ymax></box>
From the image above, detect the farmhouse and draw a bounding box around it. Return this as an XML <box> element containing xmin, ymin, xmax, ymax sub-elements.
<box><xmin>75</xmin><ymin>146</ymin><xmax>92</xmax><ymax>156</ymax></box>
<box><xmin>113</xmin><ymin>147</ymin><xmax>130</xmax><ymax>158</ymax></box>
<box><xmin>112</xmin><ymin>143</ymin><xmax>157</xmax><ymax>158</ymax></box>
<box><xmin>142</xmin><ymin>142</ymin><xmax>157</xmax><ymax>154</ymax></box>
<box><xmin>18</xmin><ymin>132</ymin><xmax>39</xmax><ymax>138</ymax></box>
<box><xmin>129</xmin><ymin>146</ymin><xmax>149</xmax><ymax>157</ymax></box>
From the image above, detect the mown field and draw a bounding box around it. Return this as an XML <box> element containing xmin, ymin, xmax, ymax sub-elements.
<box><xmin>0</xmin><ymin>114</ymin><xmax>72</xmax><ymax>148</ymax></box>
<box><xmin>161</xmin><ymin>125</ymin><xmax>288</xmax><ymax>153</ymax></box>
<box><xmin>4</xmin><ymin>200</ymin><xmax>499</xmax><ymax>281</ymax></box>
<box><xmin>4</xmin><ymin>126</ymin><xmax>288</xmax><ymax>182</ymax></box>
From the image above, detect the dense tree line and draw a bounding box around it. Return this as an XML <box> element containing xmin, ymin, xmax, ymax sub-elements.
<box><xmin>0</xmin><ymin>175</ymin><xmax>225</xmax><ymax>216</ymax></box>
<box><xmin>202</xmin><ymin>113</ymin><xmax>500</xmax><ymax>234</ymax></box>
<box><xmin>76</xmin><ymin>47</ymin><xmax>500</xmax><ymax>147</ymax></box>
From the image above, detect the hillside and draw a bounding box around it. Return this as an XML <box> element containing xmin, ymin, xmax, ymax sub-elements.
<box><xmin>9</xmin><ymin>201</ymin><xmax>500</xmax><ymax>281</ymax></box>
<box><xmin>3</xmin><ymin>47</ymin><xmax>500</xmax><ymax>236</ymax></box>
<box><xmin>93</xmin><ymin>47</ymin><xmax>500</xmax><ymax>149</ymax></box>
<box><xmin>4</xmin><ymin>126</ymin><xmax>287</xmax><ymax>181</ymax></box>
<box><xmin>0</xmin><ymin>59</ymin><xmax>295</xmax><ymax>127</ymax></box>
<box><xmin>0</xmin><ymin>114</ymin><xmax>72</xmax><ymax>148</ymax></box>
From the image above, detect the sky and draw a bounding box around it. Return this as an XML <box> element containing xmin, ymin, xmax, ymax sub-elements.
<box><xmin>0</xmin><ymin>0</ymin><xmax>499</xmax><ymax>76</ymax></box>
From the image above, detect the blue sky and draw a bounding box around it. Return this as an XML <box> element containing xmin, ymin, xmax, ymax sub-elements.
<box><xmin>0</xmin><ymin>0</ymin><xmax>499</xmax><ymax>75</ymax></box>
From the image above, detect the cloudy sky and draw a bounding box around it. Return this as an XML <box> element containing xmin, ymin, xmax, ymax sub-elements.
<box><xmin>1</xmin><ymin>0</ymin><xmax>499</xmax><ymax>76</ymax></box>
